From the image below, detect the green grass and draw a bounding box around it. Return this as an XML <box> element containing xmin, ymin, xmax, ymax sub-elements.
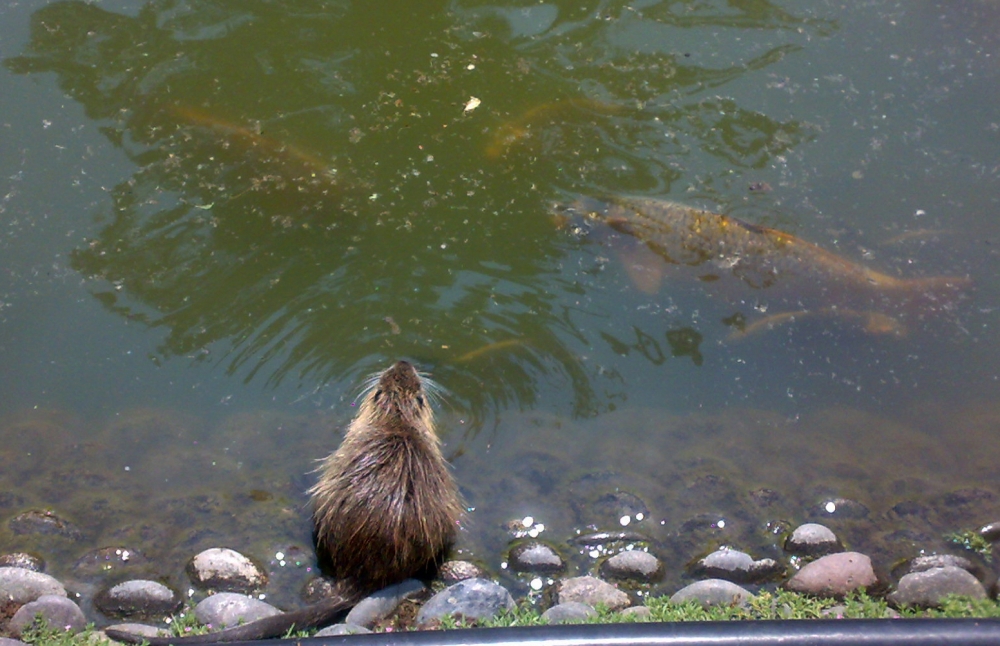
<box><xmin>11</xmin><ymin>591</ymin><xmax>1000</xmax><ymax>645</ymax></box>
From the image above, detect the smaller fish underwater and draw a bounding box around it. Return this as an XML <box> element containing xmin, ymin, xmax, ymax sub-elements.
<box><xmin>555</xmin><ymin>196</ymin><xmax>971</xmax><ymax>339</ymax></box>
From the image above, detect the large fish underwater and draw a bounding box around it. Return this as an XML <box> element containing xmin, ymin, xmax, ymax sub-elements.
<box><xmin>555</xmin><ymin>196</ymin><xmax>971</xmax><ymax>339</ymax></box>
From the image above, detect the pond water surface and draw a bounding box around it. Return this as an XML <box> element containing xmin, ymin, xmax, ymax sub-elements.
<box><xmin>1</xmin><ymin>0</ymin><xmax>999</xmax><ymax>608</ymax></box>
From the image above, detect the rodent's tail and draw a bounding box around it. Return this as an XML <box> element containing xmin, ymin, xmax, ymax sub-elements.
<box><xmin>104</xmin><ymin>595</ymin><xmax>355</xmax><ymax>645</ymax></box>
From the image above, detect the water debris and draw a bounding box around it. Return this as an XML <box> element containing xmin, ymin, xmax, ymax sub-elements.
<box><xmin>557</xmin><ymin>195</ymin><xmax>971</xmax><ymax>338</ymax></box>
<box><xmin>880</xmin><ymin>228</ymin><xmax>953</xmax><ymax>245</ymax></box>
<box><xmin>727</xmin><ymin>308</ymin><xmax>907</xmax><ymax>341</ymax></box>
<box><xmin>456</xmin><ymin>338</ymin><xmax>527</xmax><ymax>363</ymax></box>
<box><xmin>464</xmin><ymin>96</ymin><xmax>482</xmax><ymax>114</ymax></box>
<box><xmin>485</xmin><ymin>98</ymin><xmax>623</xmax><ymax>159</ymax></box>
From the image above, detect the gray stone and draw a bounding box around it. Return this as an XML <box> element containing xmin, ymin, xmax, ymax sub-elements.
<box><xmin>619</xmin><ymin>605</ymin><xmax>652</xmax><ymax>620</ymax></box>
<box><xmin>0</xmin><ymin>554</ymin><xmax>44</xmax><ymax>572</ymax></box>
<box><xmin>980</xmin><ymin>521</ymin><xmax>1000</xmax><ymax>542</ymax></box>
<box><xmin>908</xmin><ymin>554</ymin><xmax>978</xmax><ymax>575</ymax></box>
<box><xmin>416</xmin><ymin>578</ymin><xmax>515</xmax><ymax>625</ymax></box>
<box><xmin>8</xmin><ymin>595</ymin><xmax>86</xmax><ymax>637</ymax></box>
<box><xmin>786</xmin><ymin>552</ymin><xmax>877</xmax><ymax>598</ymax></box>
<box><xmin>187</xmin><ymin>548</ymin><xmax>267</xmax><ymax>593</ymax></box>
<box><xmin>785</xmin><ymin>523</ymin><xmax>842</xmax><ymax>557</ymax></box>
<box><xmin>94</xmin><ymin>579</ymin><xmax>182</xmax><ymax>619</ymax></box>
<box><xmin>508</xmin><ymin>542</ymin><xmax>565</xmax><ymax>575</ymax></box>
<box><xmin>556</xmin><ymin>576</ymin><xmax>630</xmax><ymax>611</ymax></box>
<box><xmin>600</xmin><ymin>550</ymin><xmax>663</xmax><ymax>583</ymax></box>
<box><xmin>103</xmin><ymin>623</ymin><xmax>169</xmax><ymax>639</ymax></box>
<box><xmin>193</xmin><ymin>592</ymin><xmax>281</xmax><ymax>628</ymax></box>
<box><xmin>314</xmin><ymin>624</ymin><xmax>372</xmax><ymax>636</ymax></box>
<box><xmin>541</xmin><ymin>602</ymin><xmax>596</xmax><ymax>624</ymax></box>
<box><xmin>888</xmin><ymin>567</ymin><xmax>987</xmax><ymax>608</ymax></box>
<box><xmin>439</xmin><ymin>560</ymin><xmax>487</xmax><ymax>583</ymax></box>
<box><xmin>0</xmin><ymin>567</ymin><xmax>67</xmax><ymax>604</ymax></box>
<box><xmin>8</xmin><ymin>510</ymin><xmax>83</xmax><ymax>540</ymax></box>
<box><xmin>345</xmin><ymin>579</ymin><xmax>426</xmax><ymax>628</ymax></box>
<box><xmin>0</xmin><ymin>639</ymin><xmax>29</xmax><ymax>646</ymax></box>
<box><xmin>692</xmin><ymin>548</ymin><xmax>783</xmax><ymax>584</ymax></box>
<box><xmin>670</xmin><ymin>579</ymin><xmax>753</xmax><ymax>608</ymax></box>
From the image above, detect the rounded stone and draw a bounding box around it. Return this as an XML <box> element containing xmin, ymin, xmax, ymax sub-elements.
<box><xmin>0</xmin><ymin>553</ymin><xmax>44</xmax><ymax>572</ymax></box>
<box><xmin>785</xmin><ymin>552</ymin><xmax>877</xmax><ymax>598</ymax></box>
<box><xmin>556</xmin><ymin>576</ymin><xmax>630</xmax><ymax>611</ymax></box>
<box><xmin>785</xmin><ymin>523</ymin><xmax>842</xmax><ymax>556</ymax></box>
<box><xmin>0</xmin><ymin>567</ymin><xmax>67</xmax><ymax>604</ymax></box>
<box><xmin>508</xmin><ymin>542</ymin><xmax>565</xmax><ymax>575</ymax></box>
<box><xmin>692</xmin><ymin>548</ymin><xmax>782</xmax><ymax>584</ymax></box>
<box><xmin>187</xmin><ymin>548</ymin><xmax>267</xmax><ymax>593</ymax></box>
<box><xmin>541</xmin><ymin>602</ymin><xmax>596</xmax><ymax>624</ymax></box>
<box><xmin>315</xmin><ymin>624</ymin><xmax>372</xmax><ymax>636</ymax></box>
<box><xmin>888</xmin><ymin>566</ymin><xmax>987</xmax><ymax>608</ymax></box>
<box><xmin>439</xmin><ymin>560</ymin><xmax>488</xmax><ymax>583</ymax></box>
<box><xmin>600</xmin><ymin>550</ymin><xmax>663</xmax><ymax>583</ymax></box>
<box><xmin>670</xmin><ymin>579</ymin><xmax>753</xmax><ymax>607</ymax></box>
<box><xmin>416</xmin><ymin>578</ymin><xmax>515</xmax><ymax>625</ymax></box>
<box><xmin>193</xmin><ymin>592</ymin><xmax>281</xmax><ymax>628</ymax></box>
<box><xmin>345</xmin><ymin>579</ymin><xmax>426</xmax><ymax>628</ymax></box>
<box><xmin>619</xmin><ymin>605</ymin><xmax>652</xmax><ymax>620</ymax></box>
<box><xmin>8</xmin><ymin>595</ymin><xmax>86</xmax><ymax>637</ymax></box>
<box><xmin>102</xmin><ymin>623</ymin><xmax>169</xmax><ymax>639</ymax></box>
<box><xmin>94</xmin><ymin>579</ymin><xmax>182</xmax><ymax>619</ymax></box>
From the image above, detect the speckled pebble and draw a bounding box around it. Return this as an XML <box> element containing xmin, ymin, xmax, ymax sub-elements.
<box><xmin>619</xmin><ymin>605</ymin><xmax>652</xmax><ymax>620</ymax></box>
<box><xmin>785</xmin><ymin>552</ymin><xmax>877</xmax><ymax>598</ymax></box>
<box><xmin>508</xmin><ymin>542</ymin><xmax>565</xmax><ymax>575</ymax></box>
<box><xmin>416</xmin><ymin>578</ymin><xmax>515</xmax><ymax>625</ymax></box>
<box><xmin>600</xmin><ymin>550</ymin><xmax>662</xmax><ymax>583</ymax></box>
<box><xmin>439</xmin><ymin>560</ymin><xmax>488</xmax><ymax>583</ymax></box>
<box><xmin>187</xmin><ymin>548</ymin><xmax>267</xmax><ymax>593</ymax></box>
<box><xmin>670</xmin><ymin>579</ymin><xmax>753</xmax><ymax>607</ymax></box>
<box><xmin>0</xmin><ymin>553</ymin><xmax>44</xmax><ymax>572</ymax></box>
<box><xmin>556</xmin><ymin>576</ymin><xmax>630</xmax><ymax>611</ymax></box>
<box><xmin>94</xmin><ymin>579</ymin><xmax>182</xmax><ymax>619</ymax></box>
<box><xmin>888</xmin><ymin>566</ymin><xmax>987</xmax><ymax>608</ymax></box>
<box><xmin>8</xmin><ymin>594</ymin><xmax>86</xmax><ymax>637</ymax></box>
<box><xmin>541</xmin><ymin>602</ymin><xmax>596</xmax><ymax>624</ymax></box>
<box><xmin>314</xmin><ymin>624</ymin><xmax>372</xmax><ymax>636</ymax></box>
<box><xmin>784</xmin><ymin>523</ymin><xmax>842</xmax><ymax>557</ymax></box>
<box><xmin>345</xmin><ymin>579</ymin><xmax>426</xmax><ymax>628</ymax></box>
<box><xmin>0</xmin><ymin>567</ymin><xmax>67</xmax><ymax>604</ymax></box>
<box><xmin>193</xmin><ymin>592</ymin><xmax>281</xmax><ymax>628</ymax></box>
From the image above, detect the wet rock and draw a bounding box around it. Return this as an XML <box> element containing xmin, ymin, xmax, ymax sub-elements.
<box><xmin>301</xmin><ymin>576</ymin><xmax>338</xmax><ymax>604</ymax></box>
<box><xmin>980</xmin><ymin>522</ymin><xmax>1000</xmax><ymax>542</ymax></box>
<box><xmin>670</xmin><ymin>579</ymin><xmax>753</xmax><ymax>607</ymax></box>
<box><xmin>889</xmin><ymin>500</ymin><xmax>930</xmax><ymax>521</ymax></box>
<box><xmin>0</xmin><ymin>567</ymin><xmax>66</xmax><ymax>604</ymax></box>
<box><xmin>8</xmin><ymin>595</ymin><xmax>86</xmax><ymax>637</ymax></box>
<box><xmin>888</xmin><ymin>566</ymin><xmax>987</xmax><ymax>608</ymax></box>
<box><xmin>571</xmin><ymin>531</ymin><xmax>653</xmax><ymax>548</ymax></box>
<box><xmin>749</xmin><ymin>488</ymin><xmax>783</xmax><ymax>508</ymax></box>
<box><xmin>897</xmin><ymin>554</ymin><xmax>981</xmax><ymax>579</ymax></box>
<box><xmin>94</xmin><ymin>579</ymin><xmax>182</xmax><ymax>619</ymax></box>
<box><xmin>691</xmin><ymin>548</ymin><xmax>783</xmax><ymax>584</ymax></box>
<box><xmin>416</xmin><ymin>578</ymin><xmax>515</xmax><ymax>625</ymax></box>
<box><xmin>187</xmin><ymin>548</ymin><xmax>267</xmax><ymax>593</ymax></box>
<box><xmin>345</xmin><ymin>579</ymin><xmax>426</xmax><ymax>628</ymax></box>
<box><xmin>590</xmin><ymin>491</ymin><xmax>650</xmax><ymax>525</ymax></box>
<box><xmin>8</xmin><ymin>510</ymin><xmax>83</xmax><ymax>540</ymax></box>
<box><xmin>508</xmin><ymin>542</ymin><xmax>565</xmax><ymax>575</ymax></box>
<box><xmin>194</xmin><ymin>592</ymin><xmax>282</xmax><ymax>628</ymax></box>
<box><xmin>0</xmin><ymin>493</ymin><xmax>26</xmax><ymax>510</ymax></box>
<box><xmin>73</xmin><ymin>547</ymin><xmax>148</xmax><ymax>577</ymax></box>
<box><xmin>556</xmin><ymin>576</ymin><xmax>630</xmax><ymax>611</ymax></box>
<box><xmin>943</xmin><ymin>488</ymin><xmax>995</xmax><ymax>507</ymax></box>
<box><xmin>808</xmin><ymin>498</ymin><xmax>869</xmax><ymax>520</ymax></box>
<box><xmin>103</xmin><ymin>623</ymin><xmax>169</xmax><ymax>639</ymax></box>
<box><xmin>315</xmin><ymin>624</ymin><xmax>372</xmax><ymax>636</ymax></box>
<box><xmin>784</xmin><ymin>523</ymin><xmax>842</xmax><ymax>557</ymax></box>
<box><xmin>0</xmin><ymin>554</ymin><xmax>44</xmax><ymax>572</ymax></box>
<box><xmin>786</xmin><ymin>552</ymin><xmax>877</xmax><ymax>598</ymax></box>
<box><xmin>439</xmin><ymin>560</ymin><xmax>487</xmax><ymax>583</ymax></box>
<box><xmin>620</xmin><ymin>605</ymin><xmax>652</xmax><ymax>620</ymax></box>
<box><xmin>600</xmin><ymin>550</ymin><xmax>663</xmax><ymax>583</ymax></box>
<box><xmin>541</xmin><ymin>602</ymin><xmax>596</xmax><ymax>624</ymax></box>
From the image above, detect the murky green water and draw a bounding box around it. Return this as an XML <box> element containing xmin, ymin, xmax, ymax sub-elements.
<box><xmin>1</xmin><ymin>0</ymin><xmax>999</xmax><ymax>608</ymax></box>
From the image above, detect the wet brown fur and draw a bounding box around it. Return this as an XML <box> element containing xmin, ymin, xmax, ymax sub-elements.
<box><xmin>106</xmin><ymin>361</ymin><xmax>462</xmax><ymax>644</ymax></box>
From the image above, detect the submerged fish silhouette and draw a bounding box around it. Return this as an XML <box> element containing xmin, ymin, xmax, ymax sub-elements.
<box><xmin>557</xmin><ymin>196</ymin><xmax>970</xmax><ymax>337</ymax></box>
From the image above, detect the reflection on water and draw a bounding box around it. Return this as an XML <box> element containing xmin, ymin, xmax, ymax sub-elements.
<box><xmin>2</xmin><ymin>0</ymin><xmax>999</xmax><ymax>607</ymax></box>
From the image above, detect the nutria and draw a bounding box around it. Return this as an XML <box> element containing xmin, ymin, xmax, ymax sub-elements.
<box><xmin>105</xmin><ymin>361</ymin><xmax>462</xmax><ymax>644</ymax></box>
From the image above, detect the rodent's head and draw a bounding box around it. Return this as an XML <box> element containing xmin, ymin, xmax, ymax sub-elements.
<box><xmin>363</xmin><ymin>361</ymin><xmax>436</xmax><ymax>433</ymax></box>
